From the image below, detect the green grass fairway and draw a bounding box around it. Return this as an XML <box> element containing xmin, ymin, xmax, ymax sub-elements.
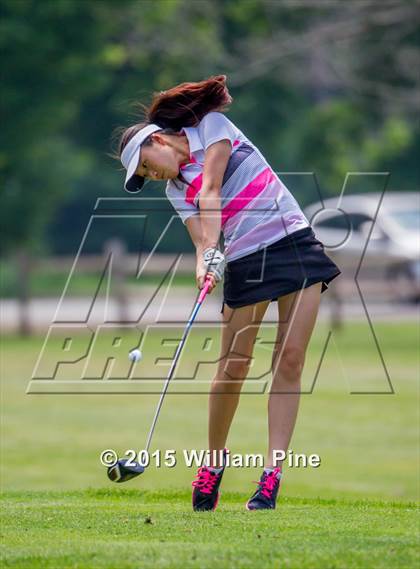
<box><xmin>1</xmin><ymin>321</ymin><xmax>419</xmax><ymax>567</ymax></box>
<box><xmin>1</xmin><ymin>490</ymin><xmax>417</xmax><ymax>569</ymax></box>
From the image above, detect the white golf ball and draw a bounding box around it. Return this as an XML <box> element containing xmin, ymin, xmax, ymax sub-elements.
<box><xmin>128</xmin><ymin>349</ymin><xmax>142</xmax><ymax>363</ymax></box>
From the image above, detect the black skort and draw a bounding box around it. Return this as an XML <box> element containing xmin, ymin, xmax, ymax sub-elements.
<box><xmin>221</xmin><ymin>226</ymin><xmax>341</xmax><ymax>313</ymax></box>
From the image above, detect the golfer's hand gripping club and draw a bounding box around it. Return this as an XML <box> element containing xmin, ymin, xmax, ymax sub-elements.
<box><xmin>203</xmin><ymin>247</ymin><xmax>225</xmax><ymax>282</ymax></box>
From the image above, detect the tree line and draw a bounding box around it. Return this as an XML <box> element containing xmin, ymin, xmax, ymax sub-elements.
<box><xmin>1</xmin><ymin>0</ymin><xmax>419</xmax><ymax>256</ymax></box>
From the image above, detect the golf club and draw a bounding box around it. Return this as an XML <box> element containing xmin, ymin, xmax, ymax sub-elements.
<box><xmin>107</xmin><ymin>276</ymin><xmax>213</xmax><ymax>483</ymax></box>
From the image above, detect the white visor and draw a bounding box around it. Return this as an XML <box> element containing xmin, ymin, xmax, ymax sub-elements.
<box><xmin>121</xmin><ymin>124</ymin><xmax>162</xmax><ymax>193</ymax></box>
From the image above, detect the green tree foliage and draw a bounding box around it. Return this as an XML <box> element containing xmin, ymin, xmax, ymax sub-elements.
<box><xmin>0</xmin><ymin>0</ymin><xmax>128</xmax><ymax>253</ymax></box>
<box><xmin>1</xmin><ymin>0</ymin><xmax>419</xmax><ymax>256</ymax></box>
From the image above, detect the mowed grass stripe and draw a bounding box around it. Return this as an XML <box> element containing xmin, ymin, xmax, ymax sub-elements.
<box><xmin>1</xmin><ymin>491</ymin><xmax>418</xmax><ymax>569</ymax></box>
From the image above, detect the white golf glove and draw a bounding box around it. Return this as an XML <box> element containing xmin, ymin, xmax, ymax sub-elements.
<box><xmin>203</xmin><ymin>247</ymin><xmax>225</xmax><ymax>282</ymax></box>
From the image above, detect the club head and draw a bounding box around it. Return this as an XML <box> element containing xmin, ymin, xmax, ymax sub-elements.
<box><xmin>107</xmin><ymin>458</ymin><xmax>145</xmax><ymax>483</ymax></box>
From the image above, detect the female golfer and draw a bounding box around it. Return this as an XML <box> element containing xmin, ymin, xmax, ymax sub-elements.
<box><xmin>117</xmin><ymin>75</ymin><xmax>341</xmax><ymax>511</ymax></box>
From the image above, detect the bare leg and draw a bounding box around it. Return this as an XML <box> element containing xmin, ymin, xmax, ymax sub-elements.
<box><xmin>266</xmin><ymin>282</ymin><xmax>322</xmax><ymax>468</ymax></box>
<box><xmin>208</xmin><ymin>300</ymin><xmax>269</xmax><ymax>466</ymax></box>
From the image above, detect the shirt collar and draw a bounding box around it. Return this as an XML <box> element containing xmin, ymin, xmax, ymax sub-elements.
<box><xmin>182</xmin><ymin>126</ymin><xmax>203</xmax><ymax>154</ymax></box>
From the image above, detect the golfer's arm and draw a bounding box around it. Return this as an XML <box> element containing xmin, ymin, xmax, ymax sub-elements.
<box><xmin>185</xmin><ymin>215</ymin><xmax>204</xmax><ymax>256</ymax></box>
<box><xmin>199</xmin><ymin>139</ymin><xmax>232</xmax><ymax>250</ymax></box>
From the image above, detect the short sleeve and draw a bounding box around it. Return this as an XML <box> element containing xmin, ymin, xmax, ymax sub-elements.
<box><xmin>165</xmin><ymin>182</ymin><xmax>199</xmax><ymax>225</ymax></box>
<box><xmin>198</xmin><ymin>112</ymin><xmax>238</xmax><ymax>151</ymax></box>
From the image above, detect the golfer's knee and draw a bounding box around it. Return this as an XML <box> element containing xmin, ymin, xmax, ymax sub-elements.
<box><xmin>224</xmin><ymin>357</ymin><xmax>251</xmax><ymax>381</ymax></box>
<box><xmin>213</xmin><ymin>357</ymin><xmax>250</xmax><ymax>391</ymax></box>
<box><xmin>272</xmin><ymin>346</ymin><xmax>305</xmax><ymax>383</ymax></box>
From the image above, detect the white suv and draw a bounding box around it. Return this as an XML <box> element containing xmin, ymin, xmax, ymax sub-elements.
<box><xmin>304</xmin><ymin>192</ymin><xmax>420</xmax><ymax>302</ymax></box>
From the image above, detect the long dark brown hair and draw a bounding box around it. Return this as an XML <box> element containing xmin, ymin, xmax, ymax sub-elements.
<box><xmin>113</xmin><ymin>74</ymin><xmax>233</xmax><ymax>189</ymax></box>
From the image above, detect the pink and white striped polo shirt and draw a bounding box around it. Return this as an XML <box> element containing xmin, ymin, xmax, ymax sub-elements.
<box><xmin>165</xmin><ymin>112</ymin><xmax>310</xmax><ymax>262</ymax></box>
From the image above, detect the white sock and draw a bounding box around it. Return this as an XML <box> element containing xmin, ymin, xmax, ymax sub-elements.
<box><xmin>264</xmin><ymin>467</ymin><xmax>281</xmax><ymax>478</ymax></box>
<box><xmin>207</xmin><ymin>465</ymin><xmax>224</xmax><ymax>474</ymax></box>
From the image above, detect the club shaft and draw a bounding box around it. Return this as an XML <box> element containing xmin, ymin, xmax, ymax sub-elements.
<box><xmin>144</xmin><ymin>279</ymin><xmax>211</xmax><ymax>452</ymax></box>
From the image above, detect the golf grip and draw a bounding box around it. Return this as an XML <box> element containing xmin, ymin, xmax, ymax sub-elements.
<box><xmin>144</xmin><ymin>276</ymin><xmax>213</xmax><ymax>453</ymax></box>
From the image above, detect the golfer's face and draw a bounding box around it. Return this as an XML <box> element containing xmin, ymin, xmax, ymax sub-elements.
<box><xmin>136</xmin><ymin>138</ymin><xmax>180</xmax><ymax>181</ymax></box>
